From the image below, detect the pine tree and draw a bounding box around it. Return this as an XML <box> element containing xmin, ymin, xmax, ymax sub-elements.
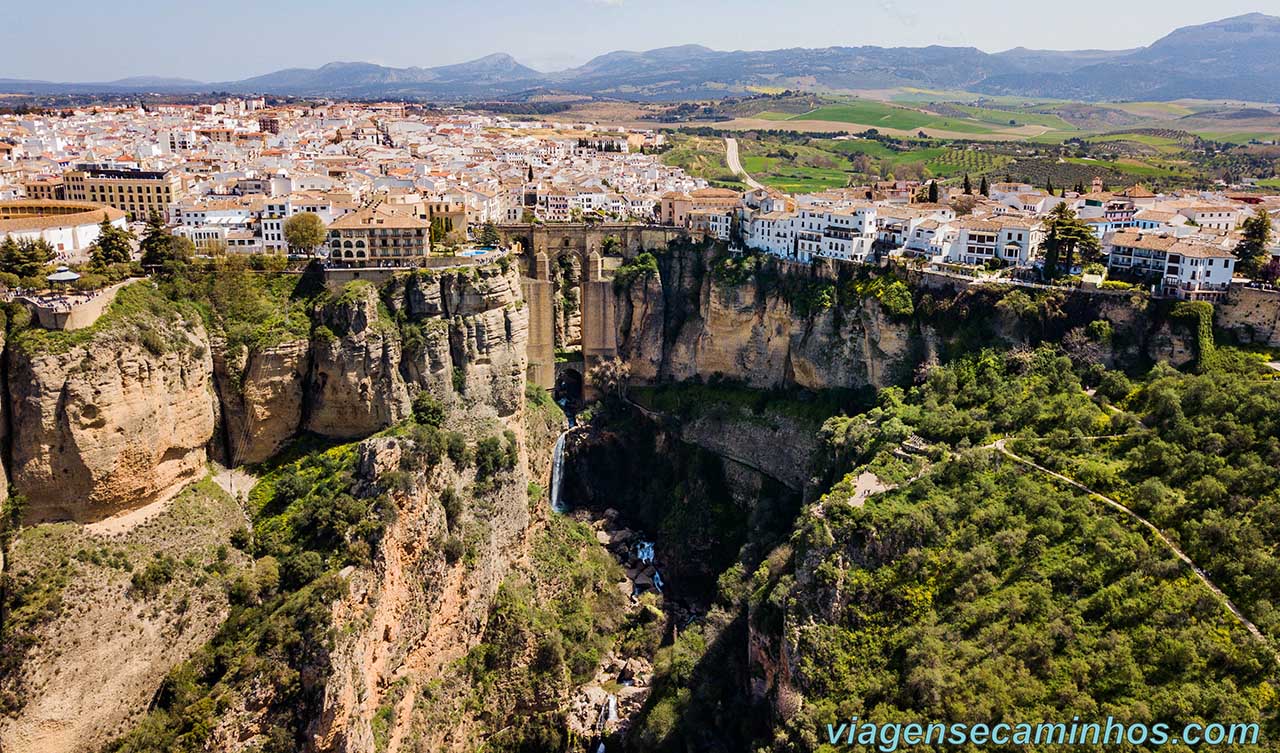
<box><xmin>928</xmin><ymin>180</ymin><xmax>939</xmax><ymax>203</ymax></box>
<box><xmin>1040</xmin><ymin>203</ymin><xmax>1101</xmax><ymax>278</ymax></box>
<box><xmin>478</xmin><ymin>222</ymin><xmax>501</xmax><ymax>246</ymax></box>
<box><xmin>89</xmin><ymin>213</ymin><xmax>135</xmax><ymax>267</ymax></box>
<box><xmin>0</xmin><ymin>236</ymin><xmax>54</xmax><ymax>279</ymax></box>
<box><xmin>979</xmin><ymin>176</ymin><xmax>989</xmax><ymax>196</ymax></box>
<box><xmin>963</xmin><ymin>174</ymin><xmax>972</xmax><ymax>195</ymax></box>
<box><xmin>1237</xmin><ymin>206</ymin><xmax>1274</xmax><ymax>277</ymax></box>
<box><xmin>139</xmin><ymin>211</ymin><xmax>181</xmax><ymax>267</ymax></box>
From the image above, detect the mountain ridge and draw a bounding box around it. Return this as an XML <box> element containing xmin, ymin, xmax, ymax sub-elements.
<box><xmin>3</xmin><ymin>13</ymin><xmax>1279</xmax><ymax>102</ymax></box>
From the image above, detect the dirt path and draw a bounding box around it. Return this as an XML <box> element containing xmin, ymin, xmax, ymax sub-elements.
<box><xmin>991</xmin><ymin>439</ymin><xmax>1275</xmax><ymax>656</ymax></box>
<box><xmin>724</xmin><ymin>137</ymin><xmax>765</xmax><ymax>191</ymax></box>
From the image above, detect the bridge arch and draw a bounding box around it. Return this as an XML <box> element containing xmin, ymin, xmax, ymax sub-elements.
<box><xmin>497</xmin><ymin>223</ymin><xmax>688</xmax><ymax>394</ymax></box>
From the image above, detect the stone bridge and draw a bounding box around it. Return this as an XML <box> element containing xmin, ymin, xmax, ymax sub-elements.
<box><xmin>496</xmin><ymin>223</ymin><xmax>687</xmax><ymax>390</ymax></box>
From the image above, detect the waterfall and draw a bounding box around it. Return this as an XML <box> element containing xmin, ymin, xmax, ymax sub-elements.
<box><xmin>549</xmin><ymin>431</ymin><xmax>568</xmax><ymax>514</ymax></box>
<box><xmin>596</xmin><ymin>694</ymin><xmax>619</xmax><ymax>730</ymax></box>
<box><xmin>635</xmin><ymin>540</ymin><xmax>654</xmax><ymax>564</ymax></box>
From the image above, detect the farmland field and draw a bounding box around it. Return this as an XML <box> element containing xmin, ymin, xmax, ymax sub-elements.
<box><xmin>787</xmin><ymin>102</ymin><xmax>997</xmax><ymax>134</ymax></box>
<box><xmin>950</xmin><ymin>104</ymin><xmax>1077</xmax><ymax>131</ymax></box>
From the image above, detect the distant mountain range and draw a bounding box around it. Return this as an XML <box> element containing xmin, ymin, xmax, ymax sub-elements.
<box><xmin>4</xmin><ymin>13</ymin><xmax>1280</xmax><ymax>103</ymax></box>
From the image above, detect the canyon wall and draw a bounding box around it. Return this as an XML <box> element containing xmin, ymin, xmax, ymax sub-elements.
<box><xmin>612</xmin><ymin>244</ymin><xmax>1206</xmax><ymax>392</ymax></box>
<box><xmin>0</xmin><ymin>263</ymin><xmax>538</xmax><ymax>753</ymax></box>
<box><xmin>7</xmin><ymin>308</ymin><xmax>217</xmax><ymax>523</ymax></box>
<box><xmin>3</xmin><ymin>264</ymin><xmax>527</xmax><ymax>524</ymax></box>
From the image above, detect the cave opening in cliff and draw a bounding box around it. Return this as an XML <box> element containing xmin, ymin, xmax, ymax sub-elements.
<box><xmin>555</xmin><ymin>366</ymin><xmax>584</xmax><ymax>409</ymax></box>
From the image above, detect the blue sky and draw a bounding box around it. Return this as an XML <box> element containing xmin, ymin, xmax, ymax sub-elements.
<box><xmin>2</xmin><ymin>0</ymin><xmax>1270</xmax><ymax>81</ymax></box>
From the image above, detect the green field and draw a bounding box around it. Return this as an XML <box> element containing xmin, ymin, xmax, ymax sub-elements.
<box><xmin>1195</xmin><ymin>131</ymin><xmax>1280</xmax><ymax>144</ymax></box>
<box><xmin>739</xmin><ymin>155</ymin><xmax>850</xmax><ymax>192</ymax></box>
<box><xmin>753</xmin><ymin>111</ymin><xmax>800</xmax><ymax>121</ymax></box>
<box><xmin>950</xmin><ymin>104</ymin><xmax>1077</xmax><ymax>131</ymax></box>
<box><xmin>1064</xmin><ymin>156</ymin><xmax>1189</xmax><ymax>179</ymax></box>
<box><xmin>923</xmin><ymin>148</ymin><xmax>1015</xmax><ymax>177</ymax></box>
<box><xmin>788</xmin><ymin>102</ymin><xmax>997</xmax><ymax>134</ymax></box>
<box><xmin>659</xmin><ymin>134</ymin><xmax>745</xmax><ymax>189</ymax></box>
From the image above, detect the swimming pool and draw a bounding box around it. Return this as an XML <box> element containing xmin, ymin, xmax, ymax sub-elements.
<box><xmin>459</xmin><ymin>249</ymin><xmax>488</xmax><ymax>257</ymax></box>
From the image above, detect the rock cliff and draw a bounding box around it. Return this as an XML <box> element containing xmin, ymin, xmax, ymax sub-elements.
<box><xmin>304</xmin><ymin>282</ymin><xmax>413</xmax><ymax>438</ymax></box>
<box><xmin>613</xmin><ymin>244</ymin><xmax>1204</xmax><ymax>391</ymax></box>
<box><xmin>7</xmin><ymin>301</ymin><xmax>217</xmax><ymax>523</ymax></box>
<box><xmin>0</xmin><ymin>265</ymin><xmax>528</xmax><ymax>524</ymax></box>
<box><xmin>615</xmin><ymin>248</ymin><xmax>928</xmax><ymax>391</ymax></box>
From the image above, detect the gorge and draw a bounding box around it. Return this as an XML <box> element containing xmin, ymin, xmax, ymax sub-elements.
<box><xmin>1</xmin><ymin>235</ymin><xmax>1279</xmax><ymax>752</ymax></box>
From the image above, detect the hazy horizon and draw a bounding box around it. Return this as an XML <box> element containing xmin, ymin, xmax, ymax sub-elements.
<box><xmin>2</xmin><ymin>1</ymin><xmax>1273</xmax><ymax>82</ymax></box>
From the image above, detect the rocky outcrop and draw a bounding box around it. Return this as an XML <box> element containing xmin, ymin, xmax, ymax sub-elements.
<box><xmin>308</xmin><ymin>407</ymin><xmax>534</xmax><ymax>753</ymax></box>
<box><xmin>7</xmin><ymin>315</ymin><xmax>217</xmax><ymax>523</ymax></box>
<box><xmin>212</xmin><ymin>338</ymin><xmax>310</xmax><ymax>465</ymax></box>
<box><xmin>0</xmin><ymin>264</ymin><xmax>528</xmax><ymax>526</ymax></box>
<box><xmin>615</xmin><ymin>245</ymin><xmax>1210</xmax><ymax>392</ymax></box>
<box><xmin>305</xmin><ymin>282</ymin><xmax>413</xmax><ymax>438</ymax></box>
<box><xmin>0</xmin><ymin>481</ymin><xmax>249</xmax><ymax>753</ymax></box>
<box><xmin>616</xmin><ymin>250</ymin><xmax>923</xmax><ymax>392</ymax></box>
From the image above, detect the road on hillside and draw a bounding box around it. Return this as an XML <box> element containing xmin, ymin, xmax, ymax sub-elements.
<box><xmin>724</xmin><ymin>137</ymin><xmax>765</xmax><ymax>191</ymax></box>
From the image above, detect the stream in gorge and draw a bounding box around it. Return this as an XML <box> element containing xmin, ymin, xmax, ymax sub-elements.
<box><xmin>548</xmin><ymin>401</ymin><xmax>672</xmax><ymax>751</ymax></box>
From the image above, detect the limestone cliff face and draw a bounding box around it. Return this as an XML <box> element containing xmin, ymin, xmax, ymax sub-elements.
<box><xmin>388</xmin><ymin>266</ymin><xmax>528</xmax><ymax>418</ymax></box>
<box><xmin>307</xmin><ymin>425</ymin><xmax>535</xmax><ymax>753</ymax></box>
<box><xmin>305</xmin><ymin>283</ymin><xmax>413</xmax><ymax>438</ymax></box>
<box><xmin>615</xmin><ymin>247</ymin><xmax>1213</xmax><ymax>392</ymax></box>
<box><xmin>7</xmin><ymin>317</ymin><xmax>217</xmax><ymax>523</ymax></box>
<box><xmin>212</xmin><ymin>338</ymin><xmax>311</xmax><ymax>466</ymax></box>
<box><xmin>616</xmin><ymin>250</ymin><xmax>921</xmax><ymax>391</ymax></box>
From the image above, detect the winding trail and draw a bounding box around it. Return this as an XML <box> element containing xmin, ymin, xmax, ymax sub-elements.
<box><xmin>991</xmin><ymin>438</ymin><xmax>1275</xmax><ymax>656</ymax></box>
<box><xmin>724</xmin><ymin>137</ymin><xmax>765</xmax><ymax>191</ymax></box>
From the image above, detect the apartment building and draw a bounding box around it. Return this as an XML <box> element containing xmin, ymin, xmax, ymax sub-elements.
<box><xmin>660</xmin><ymin>188</ymin><xmax>741</xmax><ymax>228</ymax></box>
<box><xmin>327</xmin><ymin>202</ymin><xmax>430</xmax><ymax>264</ymax></box>
<box><xmin>947</xmin><ymin>217</ymin><xmax>1044</xmax><ymax>267</ymax></box>
<box><xmin>63</xmin><ymin>166</ymin><xmax>184</xmax><ymax>220</ymax></box>
<box><xmin>1104</xmin><ymin>229</ymin><xmax>1236</xmax><ymax>300</ymax></box>
<box><xmin>23</xmin><ymin>177</ymin><xmax>65</xmax><ymax>201</ymax></box>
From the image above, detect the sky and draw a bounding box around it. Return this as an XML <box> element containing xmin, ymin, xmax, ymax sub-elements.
<box><xmin>1</xmin><ymin>0</ymin><xmax>1271</xmax><ymax>82</ymax></box>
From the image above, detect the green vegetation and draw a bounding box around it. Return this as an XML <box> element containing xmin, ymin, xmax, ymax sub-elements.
<box><xmin>0</xmin><ymin>236</ymin><xmax>54</xmax><ymax>280</ymax></box>
<box><xmin>282</xmin><ymin>212</ymin><xmax>327</xmax><ymax>255</ymax></box>
<box><xmin>1013</xmin><ymin>365</ymin><xmax>1280</xmax><ymax>642</ymax></box>
<box><xmin>456</xmin><ymin>513</ymin><xmax>633</xmax><ymax>751</ymax></box>
<box><xmin>10</xmin><ymin>280</ymin><xmax>204</xmax><ymax>356</ymax></box>
<box><xmin>658</xmin><ymin>134</ymin><xmax>744</xmax><ymax>189</ymax></box>
<box><xmin>617</xmin><ymin>318</ymin><xmax>1280</xmax><ymax>751</ymax></box>
<box><xmin>613</xmin><ymin>251</ymin><xmax>659</xmax><ymax>291</ymax></box>
<box><xmin>161</xmin><ymin>261</ymin><xmax>315</xmax><ymax>360</ymax></box>
<box><xmin>790</xmin><ymin>102</ymin><xmax>997</xmax><ymax>135</ymax></box>
<box><xmin>107</xmin><ymin>440</ymin><xmax>390</xmax><ymax>752</ymax></box>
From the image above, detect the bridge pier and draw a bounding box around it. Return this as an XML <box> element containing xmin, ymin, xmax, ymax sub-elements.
<box><xmin>505</xmin><ymin>223</ymin><xmax>689</xmax><ymax>397</ymax></box>
<box><xmin>521</xmin><ymin>252</ymin><xmax>556</xmax><ymax>390</ymax></box>
<box><xmin>581</xmin><ymin>251</ymin><xmax>619</xmax><ymax>400</ymax></box>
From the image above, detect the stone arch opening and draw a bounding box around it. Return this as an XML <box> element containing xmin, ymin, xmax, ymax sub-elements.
<box><xmin>551</xmin><ymin>251</ymin><xmax>584</xmax><ymax>362</ymax></box>
<box><xmin>554</xmin><ymin>366</ymin><xmax>584</xmax><ymax>409</ymax></box>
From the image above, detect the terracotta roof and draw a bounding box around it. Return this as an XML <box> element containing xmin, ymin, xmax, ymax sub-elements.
<box><xmin>1106</xmin><ymin>229</ymin><xmax>1179</xmax><ymax>252</ymax></box>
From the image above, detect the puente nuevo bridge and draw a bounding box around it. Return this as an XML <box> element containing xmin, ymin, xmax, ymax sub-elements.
<box><xmin>496</xmin><ymin>223</ymin><xmax>688</xmax><ymax>391</ymax></box>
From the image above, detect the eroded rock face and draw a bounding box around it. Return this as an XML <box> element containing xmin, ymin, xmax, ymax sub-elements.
<box><xmin>390</xmin><ymin>267</ymin><xmax>529</xmax><ymax>418</ymax></box>
<box><xmin>305</xmin><ymin>283</ymin><xmax>413</xmax><ymax>438</ymax></box>
<box><xmin>307</xmin><ymin>417</ymin><xmax>534</xmax><ymax>753</ymax></box>
<box><xmin>212</xmin><ymin>338</ymin><xmax>311</xmax><ymax>465</ymax></box>
<box><xmin>8</xmin><ymin>320</ymin><xmax>217</xmax><ymax>523</ymax></box>
<box><xmin>616</xmin><ymin>251</ymin><xmax>919</xmax><ymax>391</ymax></box>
